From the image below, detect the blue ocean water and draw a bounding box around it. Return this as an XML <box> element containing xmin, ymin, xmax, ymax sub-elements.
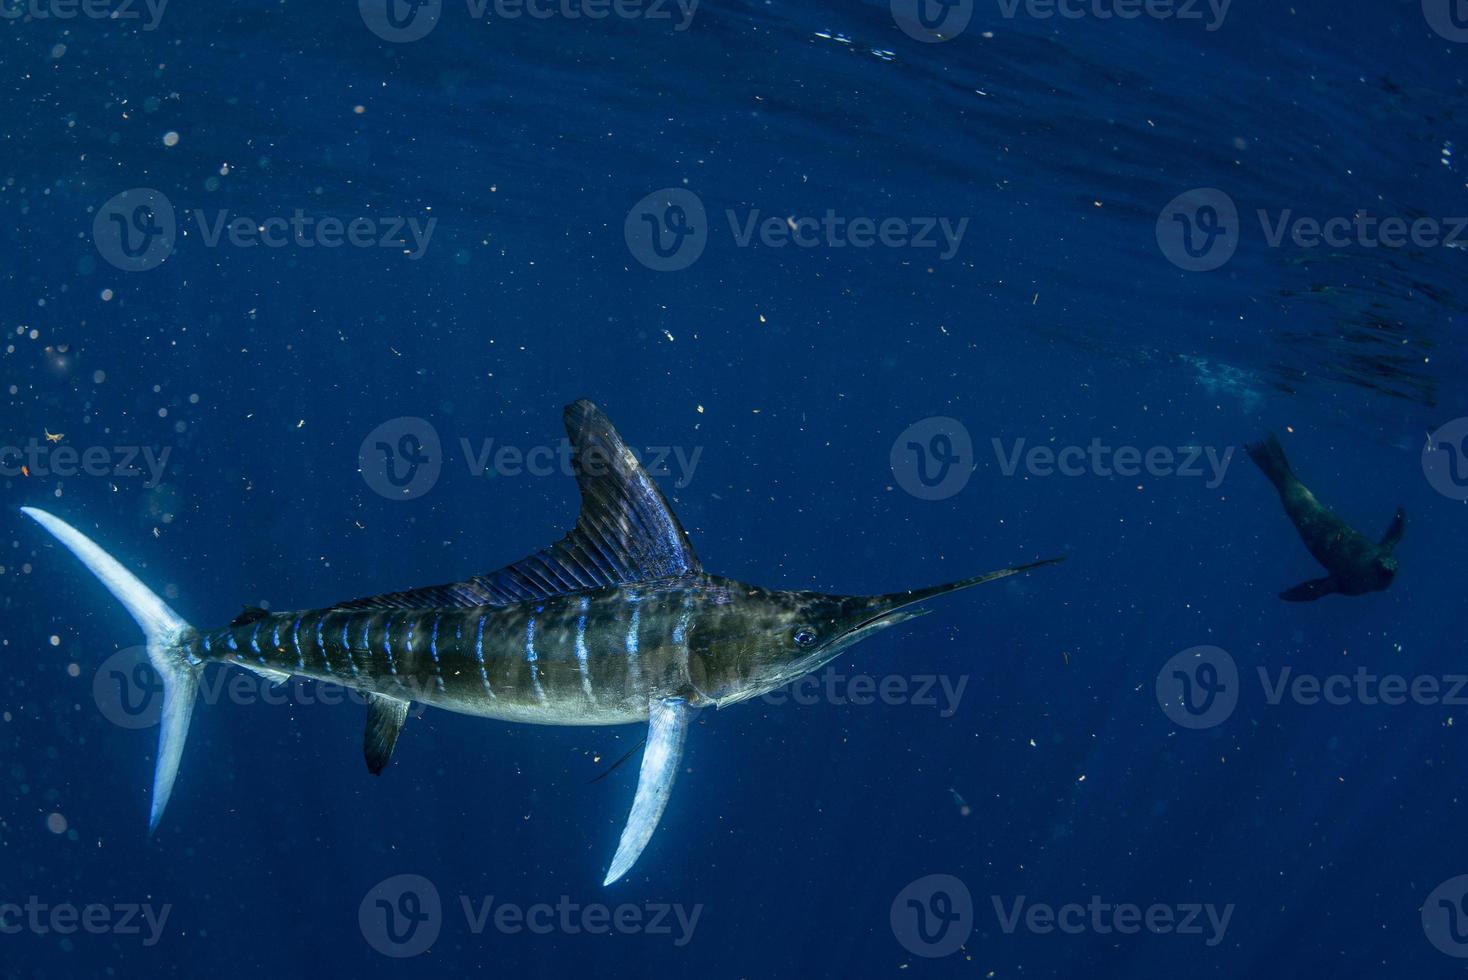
<box><xmin>3</xmin><ymin>0</ymin><xmax>1468</xmax><ymax>975</ymax></box>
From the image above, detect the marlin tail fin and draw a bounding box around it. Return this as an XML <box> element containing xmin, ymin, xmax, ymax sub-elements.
<box><xmin>21</xmin><ymin>507</ymin><xmax>199</xmax><ymax>834</ymax></box>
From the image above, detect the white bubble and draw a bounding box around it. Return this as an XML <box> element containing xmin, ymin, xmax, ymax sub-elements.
<box><xmin>163</xmin><ymin>131</ymin><xmax>180</xmax><ymax>147</ymax></box>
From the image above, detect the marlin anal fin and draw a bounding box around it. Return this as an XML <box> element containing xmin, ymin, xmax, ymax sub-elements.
<box><xmin>1280</xmin><ymin>576</ymin><xmax>1338</xmax><ymax>602</ymax></box>
<box><xmin>604</xmin><ymin>696</ymin><xmax>694</xmax><ymax>886</ymax></box>
<box><xmin>363</xmin><ymin>694</ymin><xmax>411</xmax><ymax>774</ymax></box>
<box><xmin>1379</xmin><ymin>508</ymin><xmax>1406</xmax><ymax>551</ymax></box>
<box><xmin>331</xmin><ymin>399</ymin><xmax>701</xmax><ymax>612</ymax></box>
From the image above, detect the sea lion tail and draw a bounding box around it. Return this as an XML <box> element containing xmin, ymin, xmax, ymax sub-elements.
<box><xmin>1246</xmin><ymin>433</ymin><xmax>1294</xmax><ymax>489</ymax></box>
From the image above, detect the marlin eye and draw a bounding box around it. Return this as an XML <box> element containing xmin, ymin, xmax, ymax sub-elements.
<box><xmin>793</xmin><ymin>626</ymin><xmax>818</xmax><ymax>648</ymax></box>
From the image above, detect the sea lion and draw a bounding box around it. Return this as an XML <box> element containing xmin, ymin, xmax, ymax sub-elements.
<box><xmin>1246</xmin><ymin>433</ymin><xmax>1404</xmax><ymax>601</ymax></box>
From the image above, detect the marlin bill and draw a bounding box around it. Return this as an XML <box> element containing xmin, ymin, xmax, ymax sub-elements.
<box><xmin>22</xmin><ymin>400</ymin><xmax>1063</xmax><ymax>885</ymax></box>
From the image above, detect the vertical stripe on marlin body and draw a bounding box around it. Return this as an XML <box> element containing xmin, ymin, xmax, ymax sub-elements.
<box><xmin>20</xmin><ymin>399</ymin><xmax>1064</xmax><ymax>884</ymax></box>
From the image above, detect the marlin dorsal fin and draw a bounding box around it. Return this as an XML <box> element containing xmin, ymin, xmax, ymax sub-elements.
<box><xmin>332</xmin><ymin>400</ymin><xmax>700</xmax><ymax>612</ymax></box>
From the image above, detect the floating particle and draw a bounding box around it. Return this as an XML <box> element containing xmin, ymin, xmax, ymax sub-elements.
<box><xmin>163</xmin><ymin>131</ymin><xmax>179</xmax><ymax>147</ymax></box>
<box><xmin>46</xmin><ymin>812</ymin><xmax>67</xmax><ymax>834</ymax></box>
<box><xmin>66</xmin><ymin>664</ymin><xmax>79</xmax><ymax>678</ymax></box>
<box><xmin>100</xmin><ymin>289</ymin><xmax>114</xmax><ymax>302</ymax></box>
<box><xmin>92</xmin><ymin>370</ymin><xmax>106</xmax><ymax>384</ymax></box>
<box><xmin>48</xmin><ymin>635</ymin><xmax>59</xmax><ymax>646</ymax></box>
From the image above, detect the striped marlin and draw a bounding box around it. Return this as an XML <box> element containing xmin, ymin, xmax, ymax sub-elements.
<box><xmin>21</xmin><ymin>400</ymin><xmax>1062</xmax><ymax>884</ymax></box>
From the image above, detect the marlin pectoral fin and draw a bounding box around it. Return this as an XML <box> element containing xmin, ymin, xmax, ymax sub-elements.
<box><xmin>1280</xmin><ymin>576</ymin><xmax>1338</xmax><ymax>602</ymax></box>
<box><xmin>363</xmin><ymin>694</ymin><xmax>411</xmax><ymax>775</ymax></box>
<box><xmin>604</xmin><ymin>697</ymin><xmax>693</xmax><ymax>886</ymax></box>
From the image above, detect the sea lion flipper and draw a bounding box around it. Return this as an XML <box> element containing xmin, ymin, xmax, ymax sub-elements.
<box><xmin>1280</xmin><ymin>577</ymin><xmax>1338</xmax><ymax>602</ymax></box>
<box><xmin>1246</xmin><ymin>433</ymin><xmax>1293</xmax><ymax>490</ymax></box>
<box><xmin>1379</xmin><ymin>508</ymin><xmax>1406</xmax><ymax>551</ymax></box>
